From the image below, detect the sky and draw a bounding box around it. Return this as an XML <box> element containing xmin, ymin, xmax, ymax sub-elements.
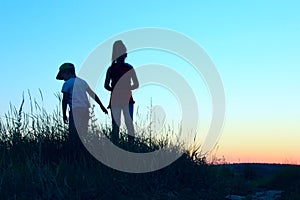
<box><xmin>0</xmin><ymin>0</ymin><xmax>299</xmax><ymax>164</ymax></box>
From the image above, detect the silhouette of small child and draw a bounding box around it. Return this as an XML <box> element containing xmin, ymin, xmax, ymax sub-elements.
<box><xmin>56</xmin><ymin>63</ymin><xmax>108</xmax><ymax>146</ymax></box>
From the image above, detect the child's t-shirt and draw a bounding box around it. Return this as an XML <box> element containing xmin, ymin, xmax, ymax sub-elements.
<box><xmin>61</xmin><ymin>77</ymin><xmax>90</xmax><ymax>110</ymax></box>
<box><xmin>107</xmin><ymin>62</ymin><xmax>135</xmax><ymax>107</ymax></box>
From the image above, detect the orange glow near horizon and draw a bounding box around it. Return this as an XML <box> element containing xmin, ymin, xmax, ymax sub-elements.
<box><xmin>211</xmin><ymin>118</ymin><xmax>300</xmax><ymax>165</ymax></box>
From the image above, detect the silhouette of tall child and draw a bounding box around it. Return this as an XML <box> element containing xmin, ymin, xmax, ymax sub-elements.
<box><xmin>104</xmin><ymin>40</ymin><xmax>139</xmax><ymax>144</ymax></box>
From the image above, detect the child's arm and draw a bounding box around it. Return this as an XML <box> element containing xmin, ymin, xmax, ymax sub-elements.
<box><xmin>130</xmin><ymin>69</ymin><xmax>139</xmax><ymax>90</ymax></box>
<box><xmin>87</xmin><ymin>87</ymin><xmax>108</xmax><ymax>114</ymax></box>
<box><xmin>104</xmin><ymin>68</ymin><xmax>112</xmax><ymax>91</ymax></box>
<box><xmin>62</xmin><ymin>93</ymin><xmax>68</xmax><ymax>123</ymax></box>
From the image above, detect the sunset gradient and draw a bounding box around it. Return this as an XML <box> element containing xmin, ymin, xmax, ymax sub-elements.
<box><xmin>0</xmin><ymin>1</ymin><xmax>299</xmax><ymax>164</ymax></box>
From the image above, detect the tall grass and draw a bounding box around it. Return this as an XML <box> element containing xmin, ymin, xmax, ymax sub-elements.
<box><xmin>0</xmin><ymin>91</ymin><xmax>214</xmax><ymax>199</ymax></box>
<box><xmin>1</xmin><ymin>91</ymin><xmax>299</xmax><ymax>199</ymax></box>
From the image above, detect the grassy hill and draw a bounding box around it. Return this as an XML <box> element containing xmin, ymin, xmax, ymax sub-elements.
<box><xmin>0</xmin><ymin>96</ymin><xmax>299</xmax><ymax>199</ymax></box>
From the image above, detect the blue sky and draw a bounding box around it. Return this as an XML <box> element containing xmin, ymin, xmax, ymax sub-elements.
<box><xmin>1</xmin><ymin>1</ymin><xmax>299</xmax><ymax>163</ymax></box>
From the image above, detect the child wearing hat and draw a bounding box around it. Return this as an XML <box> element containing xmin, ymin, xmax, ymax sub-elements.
<box><xmin>56</xmin><ymin>63</ymin><xmax>108</xmax><ymax>146</ymax></box>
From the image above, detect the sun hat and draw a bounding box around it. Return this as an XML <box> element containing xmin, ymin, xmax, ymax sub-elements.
<box><xmin>56</xmin><ymin>63</ymin><xmax>75</xmax><ymax>80</ymax></box>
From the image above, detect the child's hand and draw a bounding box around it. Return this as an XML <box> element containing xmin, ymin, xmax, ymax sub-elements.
<box><xmin>101</xmin><ymin>105</ymin><xmax>108</xmax><ymax>114</ymax></box>
<box><xmin>63</xmin><ymin>115</ymin><xmax>68</xmax><ymax>124</ymax></box>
